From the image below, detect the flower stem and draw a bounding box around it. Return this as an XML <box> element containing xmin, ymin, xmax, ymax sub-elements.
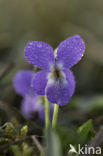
<box><xmin>44</xmin><ymin>96</ymin><xmax>50</xmax><ymax>131</ymax></box>
<box><xmin>52</xmin><ymin>104</ymin><xmax>59</xmax><ymax>128</ymax></box>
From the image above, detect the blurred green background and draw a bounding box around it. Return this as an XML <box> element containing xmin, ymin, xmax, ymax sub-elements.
<box><xmin>0</xmin><ymin>0</ymin><xmax>103</xmax><ymax>155</ymax></box>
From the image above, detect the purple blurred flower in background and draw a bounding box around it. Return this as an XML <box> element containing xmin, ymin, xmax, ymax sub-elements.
<box><xmin>24</xmin><ymin>35</ymin><xmax>85</xmax><ymax>106</ymax></box>
<box><xmin>13</xmin><ymin>70</ymin><xmax>34</xmax><ymax>96</ymax></box>
<box><xmin>13</xmin><ymin>70</ymin><xmax>54</xmax><ymax>122</ymax></box>
<box><xmin>21</xmin><ymin>95</ymin><xmax>54</xmax><ymax>122</ymax></box>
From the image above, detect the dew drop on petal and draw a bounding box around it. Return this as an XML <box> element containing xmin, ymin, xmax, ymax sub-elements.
<box><xmin>29</xmin><ymin>42</ymin><xmax>33</xmax><ymax>45</ymax></box>
<box><xmin>37</xmin><ymin>43</ymin><xmax>42</xmax><ymax>48</ymax></box>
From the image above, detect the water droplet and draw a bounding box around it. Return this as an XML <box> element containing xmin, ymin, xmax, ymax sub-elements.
<box><xmin>37</xmin><ymin>43</ymin><xmax>42</xmax><ymax>48</ymax></box>
<box><xmin>29</xmin><ymin>42</ymin><xmax>33</xmax><ymax>45</ymax></box>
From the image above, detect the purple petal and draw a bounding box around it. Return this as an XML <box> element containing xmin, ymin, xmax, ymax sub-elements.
<box><xmin>46</xmin><ymin>69</ymin><xmax>75</xmax><ymax>106</ymax></box>
<box><xmin>24</xmin><ymin>41</ymin><xmax>55</xmax><ymax>70</ymax></box>
<box><xmin>32</xmin><ymin>70</ymin><xmax>48</xmax><ymax>95</ymax></box>
<box><xmin>21</xmin><ymin>96</ymin><xmax>36</xmax><ymax>118</ymax></box>
<box><xmin>38</xmin><ymin>104</ymin><xmax>54</xmax><ymax>122</ymax></box>
<box><xmin>21</xmin><ymin>95</ymin><xmax>42</xmax><ymax>118</ymax></box>
<box><xmin>13</xmin><ymin>70</ymin><xmax>34</xmax><ymax>96</ymax></box>
<box><xmin>56</xmin><ymin>35</ymin><xmax>85</xmax><ymax>69</ymax></box>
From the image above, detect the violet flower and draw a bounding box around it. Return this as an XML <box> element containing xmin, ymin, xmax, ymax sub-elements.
<box><xmin>21</xmin><ymin>95</ymin><xmax>54</xmax><ymax>122</ymax></box>
<box><xmin>13</xmin><ymin>70</ymin><xmax>34</xmax><ymax>96</ymax></box>
<box><xmin>24</xmin><ymin>35</ymin><xmax>85</xmax><ymax>106</ymax></box>
<box><xmin>13</xmin><ymin>70</ymin><xmax>54</xmax><ymax>122</ymax></box>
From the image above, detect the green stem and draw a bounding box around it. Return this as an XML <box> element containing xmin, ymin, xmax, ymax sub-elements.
<box><xmin>44</xmin><ymin>96</ymin><xmax>50</xmax><ymax>131</ymax></box>
<box><xmin>52</xmin><ymin>104</ymin><xmax>59</xmax><ymax>128</ymax></box>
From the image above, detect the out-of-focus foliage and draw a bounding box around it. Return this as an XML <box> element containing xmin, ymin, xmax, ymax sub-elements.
<box><xmin>0</xmin><ymin>122</ymin><xmax>34</xmax><ymax>156</ymax></box>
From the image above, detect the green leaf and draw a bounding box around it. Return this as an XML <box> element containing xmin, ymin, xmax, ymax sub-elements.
<box><xmin>22</xmin><ymin>142</ymin><xmax>33</xmax><ymax>156</ymax></box>
<box><xmin>5</xmin><ymin>123</ymin><xmax>15</xmax><ymax>138</ymax></box>
<box><xmin>21</xmin><ymin>125</ymin><xmax>28</xmax><ymax>137</ymax></box>
<box><xmin>57</xmin><ymin>127</ymin><xmax>82</xmax><ymax>154</ymax></box>
<box><xmin>45</xmin><ymin>128</ymin><xmax>62</xmax><ymax>156</ymax></box>
<box><xmin>10</xmin><ymin>145</ymin><xmax>22</xmax><ymax>156</ymax></box>
<box><xmin>77</xmin><ymin>119</ymin><xmax>96</xmax><ymax>140</ymax></box>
